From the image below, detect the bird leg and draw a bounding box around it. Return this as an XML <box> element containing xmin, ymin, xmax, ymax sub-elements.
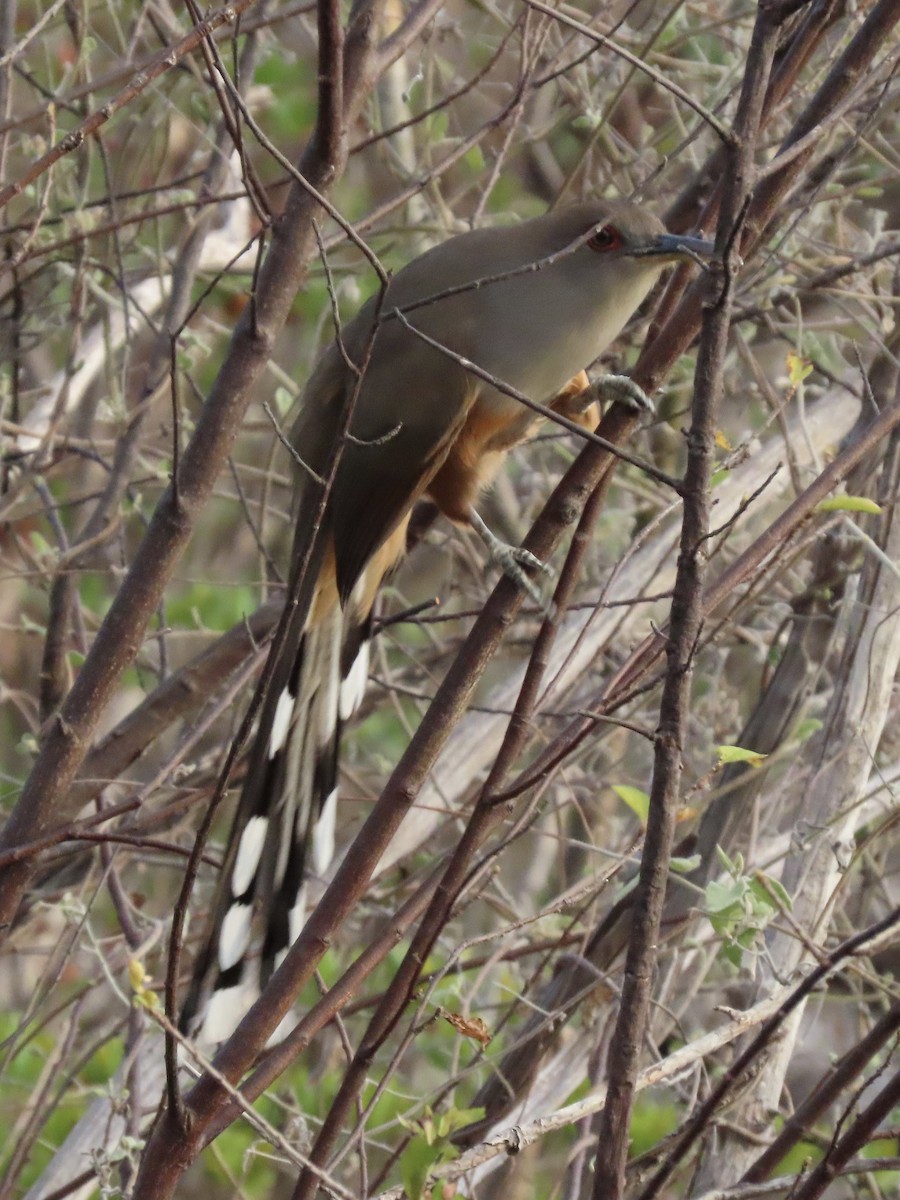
<box><xmin>468</xmin><ymin>509</ymin><xmax>551</xmax><ymax>607</ymax></box>
<box><xmin>548</xmin><ymin>369</ymin><xmax>599</xmax><ymax>429</ymax></box>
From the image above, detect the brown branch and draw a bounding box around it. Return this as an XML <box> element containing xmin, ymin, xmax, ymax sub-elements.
<box><xmin>117</xmin><ymin>4</ymin><xmax>388</xmax><ymax>1194</ymax></box>
<box><xmin>374</xmin><ymin>0</ymin><xmax>449</xmax><ymax>73</ymax></box>
<box><xmin>288</xmin><ymin>385</ymin><xmax>615</xmax><ymax>1198</ymax></box>
<box><xmin>604</xmin><ymin>393</ymin><xmax>900</xmax><ymax>706</ymax></box>
<box><xmin>749</xmin><ymin>0</ymin><xmax>900</xmax><ymax>236</ymax></box>
<box><xmin>0</xmin><ymin>0</ymin><xmax>384</xmax><ymax>949</ymax></box>
<box><xmin>74</xmin><ymin>602</ymin><xmax>278</xmax><ymax>803</ymax></box>
<box><xmin>0</xmin><ymin>0</ymin><xmax>262</xmax><ymax>218</ymax></box>
<box><xmin>743</xmin><ymin>998</ymin><xmax>900</xmax><ymax>1183</ymax></box>
<box><xmin>590</xmin><ymin>9</ymin><xmax>780</xmax><ymax>1196</ymax></box>
<box><xmin>0</xmin><ymin>1</ymin><xmax>317</xmax><ymax>141</ymax></box>
<box><xmin>203</xmin><ymin>858</ymin><xmax>448</xmax><ymax>1142</ymax></box>
<box><xmin>634</xmin><ymin>904</ymin><xmax>900</xmax><ymax>1199</ymax></box>
<box><xmin>665</xmin><ymin>0</ymin><xmax>845</xmax><ymax>234</ymax></box>
<box><xmin>170</xmin><ymin>0</ymin><xmax>900</xmax><ymax>1159</ymax></box>
<box><xmin>521</xmin><ymin>0</ymin><xmax>733</xmax><ymax>143</ymax></box>
<box><xmin>644</xmin><ymin>0</ymin><xmax>900</xmax><ymax>394</ymax></box>
<box><xmin>788</xmin><ymin>1063</ymin><xmax>900</xmax><ymax>1200</ymax></box>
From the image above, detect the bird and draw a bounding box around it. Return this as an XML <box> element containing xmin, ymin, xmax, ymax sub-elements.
<box><xmin>184</xmin><ymin>199</ymin><xmax>713</xmax><ymax>1042</ymax></box>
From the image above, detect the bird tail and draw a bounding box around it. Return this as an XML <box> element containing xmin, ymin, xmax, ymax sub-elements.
<box><xmin>183</xmin><ymin>549</ymin><xmax>373</xmax><ymax>1044</ymax></box>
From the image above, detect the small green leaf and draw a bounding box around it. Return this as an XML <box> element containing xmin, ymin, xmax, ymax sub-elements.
<box><xmin>817</xmin><ymin>495</ymin><xmax>882</xmax><ymax>514</ymax></box>
<box><xmin>399</xmin><ymin>1137</ymin><xmax>434</xmax><ymax>1200</ymax></box>
<box><xmin>427</xmin><ymin>111</ymin><xmax>449</xmax><ymax>140</ymax></box>
<box><xmin>794</xmin><ymin>717</ymin><xmax>823</xmax><ymax>742</ymax></box>
<box><xmin>787</xmin><ymin>351</ymin><xmax>813</xmax><ymax>386</ymax></box>
<box><xmin>464</xmin><ymin>145</ymin><xmax>485</xmax><ymax>173</ymax></box>
<box><xmin>670</xmin><ymin>854</ymin><xmax>702</xmax><ymax>874</ymax></box>
<box><xmin>440</xmin><ymin>1106</ymin><xmax>485</xmax><ymax>1136</ymax></box>
<box><xmin>716</xmin><ymin>744</ymin><xmax>767</xmax><ymax>767</ymax></box>
<box><xmin>128</xmin><ymin>959</ymin><xmax>161</xmax><ymax>1011</ymax></box>
<box><xmin>757</xmin><ymin>873</ymin><xmax>793</xmax><ymax>910</ymax></box>
<box><xmin>705</xmin><ymin>879</ymin><xmax>745</xmax><ymax>914</ymax></box>
<box><xmin>715</xmin><ymin>845</ymin><xmax>739</xmax><ymax>876</ymax></box>
<box><xmin>723</xmin><ymin>941</ymin><xmax>743</xmax><ymax>967</ymax></box>
<box><xmin>29</xmin><ymin>530</ymin><xmax>54</xmax><ymax>558</ymax></box>
<box><xmin>612</xmin><ymin>785</ymin><xmax>650</xmax><ymax>824</ymax></box>
<box><xmin>749</xmin><ymin>877</ymin><xmax>779</xmax><ymax>914</ymax></box>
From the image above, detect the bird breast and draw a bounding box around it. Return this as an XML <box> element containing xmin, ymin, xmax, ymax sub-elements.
<box><xmin>467</xmin><ymin>257</ymin><xmax>659</xmax><ymax>413</ymax></box>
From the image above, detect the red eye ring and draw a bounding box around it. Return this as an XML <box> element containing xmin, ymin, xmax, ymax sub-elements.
<box><xmin>587</xmin><ymin>224</ymin><xmax>621</xmax><ymax>253</ymax></box>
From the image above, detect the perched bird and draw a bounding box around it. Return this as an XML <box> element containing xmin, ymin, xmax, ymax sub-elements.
<box><xmin>186</xmin><ymin>200</ymin><xmax>713</xmax><ymax>1041</ymax></box>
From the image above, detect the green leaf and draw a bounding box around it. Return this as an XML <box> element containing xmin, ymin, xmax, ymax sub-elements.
<box><xmin>427</xmin><ymin>110</ymin><xmax>449</xmax><ymax>140</ymax></box>
<box><xmin>794</xmin><ymin>717</ymin><xmax>823</xmax><ymax>742</ymax></box>
<box><xmin>670</xmin><ymin>854</ymin><xmax>702</xmax><ymax>874</ymax></box>
<box><xmin>399</xmin><ymin>1136</ymin><xmax>435</xmax><ymax>1200</ymax></box>
<box><xmin>612</xmin><ymin>784</ymin><xmax>650</xmax><ymax>824</ymax></box>
<box><xmin>464</xmin><ymin>145</ymin><xmax>485</xmax><ymax>173</ymax></box>
<box><xmin>716</xmin><ymin>744</ymin><xmax>767</xmax><ymax>767</ymax></box>
<box><xmin>749</xmin><ymin>877</ymin><xmax>779</xmax><ymax>915</ymax></box>
<box><xmin>723</xmin><ymin>941</ymin><xmax>743</xmax><ymax>967</ymax></box>
<box><xmin>787</xmin><ymin>351</ymin><xmax>813</xmax><ymax>386</ymax></box>
<box><xmin>817</xmin><ymin>495</ymin><xmax>882</xmax><ymax>514</ymax></box>
<box><xmin>757</xmin><ymin>873</ymin><xmax>792</xmax><ymax>911</ymax></box>
<box><xmin>715</xmin><ymin>845</ymin><xmax>740</xmax><ymax>876</ymax></box>
<box><xmin>706</xmin><ymin>878</ymin><xmax>745</xmax><ymax>915</ymax></box>
<box><xmin>439</xmin><ymin>1106</ymin><xmax>485</xmax><ymax>1136</ymax></box>
<box><xmin>29</xmin><ymin>530</ymin><xmax>54</xmax><ymax>558</ymax></box>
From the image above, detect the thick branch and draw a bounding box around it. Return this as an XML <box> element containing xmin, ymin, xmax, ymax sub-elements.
<box><xmin>590</xmin><ymin>8</ymin><xmax>781</xmax><ymax>1197</ymax></box>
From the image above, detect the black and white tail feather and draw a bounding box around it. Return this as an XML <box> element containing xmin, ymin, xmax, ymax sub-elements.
<box><xmin>183</xmin><ymin>576</ymin><xmax>372</xmax><ymax>1045</ymax></box>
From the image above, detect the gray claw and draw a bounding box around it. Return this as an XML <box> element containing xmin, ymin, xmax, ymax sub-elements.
<box><xmin>492</xmin><ymin>544</ymin><xmax>551</xmax><ymax>606</ymax></box>
<box><xmin>505</xmin><ymin>545</ymin><xmax>552</xmax><ymax>577</ymax></box>
<box><xmin>592</xmin><ymin>372</ymin><xmax>655</xmax><ymax>414</ymax></box>
<box><xmin>468</xmin><ymin>509</ymin><xmax>554</xmax><ymax>608</ymax></box>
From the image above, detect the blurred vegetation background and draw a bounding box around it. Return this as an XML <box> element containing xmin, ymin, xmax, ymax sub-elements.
<box><xmin>1</xmin><ymin>1</ymin><xmax>898</xmax><ymax>1197</ymax></box>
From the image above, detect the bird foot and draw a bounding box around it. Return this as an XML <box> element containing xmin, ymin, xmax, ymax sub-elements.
<box><xmin>468</xmin><ymin>510</ymin><xmax>552</xmax><ymax>608</ymax></box>
<box><xmin>490</xmin><ymin>541</ymin><xmax>552</xmax><ymax>607</ymax></box>
<box><xmin>591</xmin><ymin>373</ymin><xmax>655</xmax><ymax>414</ymax></box>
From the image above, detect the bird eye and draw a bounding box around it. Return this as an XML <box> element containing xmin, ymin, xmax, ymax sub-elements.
<box><xmin>587</xmin><ymin>224</ymin><xmax>621</xmax><ymax>253</ymax></box>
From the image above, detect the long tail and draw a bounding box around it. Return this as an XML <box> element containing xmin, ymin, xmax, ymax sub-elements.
<box><xmin>183</xmin><ymin>557</ymin><xmax>373</xmax><ymax>1043</ymax></box>
<box><xmin>256</xmin><ymin>605</ymin><xmax>372</xmax><ymax>979</ymax></box>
